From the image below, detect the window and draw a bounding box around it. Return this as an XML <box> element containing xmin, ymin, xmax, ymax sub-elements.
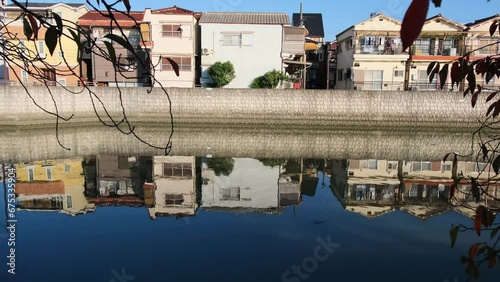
<box><xmin>38</xmin><ymin>40</ymin><xmax>45</xmax><ymax>57</ymax></box>
<box><xmin>161</xmin><ymin>24</ymin><xmax>181</xmax><ymax>37</ymax></box>
<box><xmin>439</xmin><ymin>38</ymin><xmax>458</xmax><ymax>56</ymax></box>
<box><xmin>338</xmin><ymin>69</ymin><xmax>344</xmax><ymax>81</ymax></box>
<box><xmin>479</xmin><ymin>39</ymin><xmax>498</xmax><ymax>55</ymax></box>
<box><xmin>412</xmin><ymin>161</ymin><xmax>431</xmax><ymax>171</ymax></box>
<box><xmin>367</xmin><ymin>160</ymin><xmax>378</xmax><ymax>170</ymax></box>
<box><xmin>46</xmin><ymin>167</ymin><xmax>52</xmax><ymax>181</ymax></box>
<box><xmin>221</xmin><ymin>187</ymin><xmax>240</xmax><ymax>201</ymax></box>
<box><xmin>414</xmin><ymin>38</ymin><xmax>432</xmax><ymax>55</ymax></box>
<box><xmin>222</xmin><ymin>34</ymin><xmax>242</xmax><ymax>46</ymax></box>
<box><xmin>164</xmin><ymin>194</ymin><xmax>184</xmax><ymax>205</ymax></box>
<box><xmin>67</xmin><ymin>195</ymin><xmax>72</xmax><ymax>209</ymax></box>
<box><xmin>57</xmin><ymin>79</ymin><xmax>66</xmax><ymax>86</ymax></box>
<box><xmin>442</xmin><ymin>162</ymin><xmax>452</xmax><ymax>171</ymax></box>
<box><xmin>345</xmin><ymin>38</ymin><xmax>353</xmax><ymax>49</ymax></box>
<box><xmin>394</xmin><ymin>70</ymin><xmax>404</xmax><ymax>77</ymax></box>
<box><xmin>21</xmin><ymin>70</ymin><xmax>28</xmax><ymax>84</ymax></box>
<box><xmin>387</xmin><ymin>162</ymin><xmax>398</xmax><ymax>170</ymax></box>
<box><xmin>364</xmin><ymin>70</ymin><xmax>383</xmax><ymax>90</ymax></box>
<box><xmin>475</xmin><ymin>162</ymin><xmax>487</xmax><ymax>172</ymax></box>
<box><xmin>28</xmin><ymin>168</ymin><xmax>34</xmax><ymax>181</ymax></box>
<box><xmin>64</xmin><ymin>165</ymin><xmax>70</xmax><ymax>172</ymax></box>
<box><xmin>58</xmin><ymin>51</ymin><xmax>63</xmax><ymax>58</ymax></box>
<box><xmin>161</xmin><ymin>57</ymin><xmax>191</xmax><ymax>72</ymax></box>
<box><xmin>163</xmin><ymin>163</ymin><xmax>192</xmax><ymax>178</ymax></box>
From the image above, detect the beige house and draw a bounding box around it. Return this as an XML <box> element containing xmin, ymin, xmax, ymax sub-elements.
<box><xmin>148</xmin><ymin>156</ymin><xmax>198</xmax><ymax>219</ymax></box>
<box><xmin>141</xmin><ymin>6</ymin><xmax>201</xmax><ymax>88</ymax></box>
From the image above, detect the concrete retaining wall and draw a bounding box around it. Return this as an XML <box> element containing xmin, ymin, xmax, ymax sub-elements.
<box><xmin>0</xmin><ymin>86</ymin><xmax>488</xmax><ymax>129</ymax></box>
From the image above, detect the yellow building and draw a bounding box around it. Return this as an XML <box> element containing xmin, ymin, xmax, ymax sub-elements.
<box><xmin>15</xmin><ymin>158</ymin><xmax>95</xmax><ymax>216</ymax></box>
<box><xmin>1</xmin><ymin>2</ymin><xmax>88</xmax><ymax>86</ymax></box>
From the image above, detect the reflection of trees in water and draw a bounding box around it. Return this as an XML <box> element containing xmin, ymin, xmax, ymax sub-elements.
<box><xmin>207</xmin><ymin>158</ymin><xmax>234</xmax><ymax>176</ymax></box>
<box><xmin>257</xmin><ymin>159</ymin><xmax>286</xmax><ymax>168</ymax></box>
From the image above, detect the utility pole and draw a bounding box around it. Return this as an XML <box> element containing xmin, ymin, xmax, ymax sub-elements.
<box><xmin>326</xmin><ymin>47</ymin><xmax>331</xmax><ymax>89</ymax></box>
<box><xmin>299</xmin><ymin>2</ymin><xmax>307</xmax><ymax>89</ymax></box>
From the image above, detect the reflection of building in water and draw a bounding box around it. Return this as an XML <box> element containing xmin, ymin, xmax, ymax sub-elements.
<box><xmin>332</xmin><ymin>159</ymin><xmax>500</xmax><ymax>220</ymax></box>
<box><xmin>201</xmin><ymin>158</ymin><xmax>282</xmax><ymax>214</ymax></box>
<box><xmin>84</xmin><ymin>155</ymin><xmax>152</xmax><ymax>207</ymax></box>
<box><xmin>14</xmin><ymin>158</ymin><xmax>95</xmax><ymax>216</ymax></box>
<box><xmin>147</xmin><ymin>156</ymin><xmax>199</xmax><ymax>220</ymax></box>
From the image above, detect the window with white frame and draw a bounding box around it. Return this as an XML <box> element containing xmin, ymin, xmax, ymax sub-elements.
<box><xmin>67</xmin><ymin>195</ymin><xmax>72</xmax><ymax>209</ymax></box>
<box><xmin>27</xmin><ymin>167</ymin><xmax>34</xmax><ymax>181</ymax></box>
<box><xmin>412</xmin><ymin>161</ymin><xmax>431</xmax><ymax>171</ymax></box>
<box><xmin>221</xmin><ymin>187</ymin><xmax>240</xmax><ymax>201</ymax></box>
<box><xmin>479</xmin><ymin>39</ymin><xmax>498</xmax><ymax>55</ymax></box>
<box><xmin>46</xmin><ymin>167</ymin><xmax>52</xmax><ymax>181</ymax></box>
<box><xmin>367</xmin><ymin>160</ymin><xmax>378</xmax><ymax>170</ymax></box>
<box><xmin>394</xmin><ymin>70</ymin><xmax>404</xmax><ymax>77</ymax></box>
<box><xmin>161</xmin><ymin>57</ymin><xmax>192</xmax><ymax>72</ymax></box>
<box><xmin>163</xmin><ymin>163</ymin><xmax>192</xmax><ymax>178</ymax></box>
<box><xmin>222</xmin><ymin>33</ymin><xmax>242</xmax><ymax>46</ymax></box>
<box><xmin>38</xmin><ymin>40</ymin><xmax>45</xmax><ymax>57</ymax></box>
<box><xmin>441</xmin><ymin>162</ymin><xmax>452</xmax><ymax>171</ymax></box>
<box><xmin>387</xmin><ymin>162</ymin><xmax>398</xmax><ymax>170</ymax></box>
<box><xmin>163</xmin><ymin>194</ymin><xmax>184</xmax><ymax>205</ymax></box>
<box><xmin>161</xmin><ymin>24</ymin><xmax>182</xmax><ymax>37</ymax></box>
<box><xmin>475</xmin><ymin>162</ymin><xmax>487</xmax><ymax>172</ymax></box>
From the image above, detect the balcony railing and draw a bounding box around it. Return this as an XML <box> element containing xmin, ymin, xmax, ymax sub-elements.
<box><xmin>356</xmin><ymin>37</ymin><xmax>405</xmax><ymax>55</ymax></box>
<box><xmin>353</xmin><ymin>81</ymin><xmax>500</xmax><ymax>92</ymax></box>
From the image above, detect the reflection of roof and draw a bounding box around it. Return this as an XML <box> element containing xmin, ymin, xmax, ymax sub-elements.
<box><xmin>203</xmin><ymin>207</ymin><xmax>285</xmax><ymax>215</ymax></box>
<box><xmin>200</xmin><ymin>12</ymin><xmax>290</xmax><ymax>25</ymax></box>
<box><xmin>399</xmin><ymin>205</ymin><xmax>449</xmax><ymax>220</ymax></box>
<box><xmin>345</xmin><ymin>205</ymin><xmax>395</xmax><ymax>219</ymax></box>
<box><xmin>6</xmin><ymin>2</ymin><xmax>86</xmax><ymax>8</ymax></box>
<box><xmin>87</xmin><ymin>196</ymin><xmax>144</xmax><ymax>207</ymax></box>
<box><xmin>16</xmin><ymin>181</ymin><xmax>65</xmax><ymax>195</ymax></box>
<box><xmin>301</xmin><ymin>177</ymin><xmax>318</xmax><ymax>197</ymax></box>
<box><xmin>78</xmin><ymin>10</ymin><xmax>144</xmax><ymax>27</ymax></box>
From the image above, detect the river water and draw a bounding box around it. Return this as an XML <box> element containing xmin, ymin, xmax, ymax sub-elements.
<box><xmin>0</xmin><ymin>124</ymin><xmax>499</xmax><ymax>282</ymax></box>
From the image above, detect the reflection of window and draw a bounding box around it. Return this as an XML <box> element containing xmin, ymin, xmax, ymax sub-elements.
<box><xmin>65</xmin><ymin>165</ymin><xmax>70</xmax><ymax>172</ymax></box>
<box><xmin>161</xmin><ymin>57</ymin><xmax>192</xmax><ymax>72</ymax></box>
<box><xmin>441</xmin><ymin>163</ymin><xmax>452</xmax><ymax>171</ymax></box>
<box><xmin>221</xmin><ymin>187</ymin><xmax>240</xmax><ymax>201</ymax></box>
<box><xmin>164</xmin><ymin>194</ymin><xmax>184</xmax><ymax>205</ymax></box>
<box><xmin>409</xmin><ymin>185</ymin><xmax>419</xmax><ymax>197</ymax></box>
<box><xmin>475</xmin><ymin>162</ymin><xmax>487</xmax><ymax>172</ymax></box>
<box><xmin>67</xmin><ymin>195</ymin><xmax>72</xmax><ymax>209</ymax></box>
<box><xmin>387</xmin><ymin>162</ymin><xmax>398</xmax><ymax>170</ymax></box>
<box><xmin>28</xmin><ymin>168</ymin><xmax>34</xmax><ymax>181</ymax></box>
<box><xmin>162</xmin><ymin>24</ymin><xmax>181</xmax><ymax>37</ymax></box>
<box><xmin>38</xmin><ymin>40</ymin><xmax>45</xmax><ymax>56</ymax></box>
<box><xmin>46</xmin><ymin>167</ymin><xmax>52</xmax><ymax>181</ymax></box>
<box><xmin>163</xmin><ymin>163</ymin><xmax>192</xmax><ymax>178</ymax></box>
<box><xmin>412</xmin><ymin>161</ymin><xmax>431</xmax><ymax>171</ymax></box>
<box><xmin>367</xmin><ymin>160</ymin><xmax>378</xmax><ymax>170</ymax></box>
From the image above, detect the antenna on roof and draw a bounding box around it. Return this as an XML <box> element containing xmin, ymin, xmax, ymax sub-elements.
<box><xmin>370</xmin><ymin>12</ymin><xmax>377</xmax><ymax>18</ymax></box>
<box><xmin>299</xmin><ymin>2</ymin><xmax>304</xmax><ymax>27</ymax></box>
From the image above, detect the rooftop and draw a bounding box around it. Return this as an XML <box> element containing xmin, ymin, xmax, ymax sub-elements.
<box><xmin>200</xmin><ymin>12</ymin><xmax>290</xmax><ymax>25</ymax></box>
<box><xmin>78</xmin><ymin>10</ymin><xmax>144</xmax><ymax>27</ymax></box>
<box><xmin>6</xmin><ymin>2</ymin><xmax>86</xmax><ymax>9</ymax></box>
<box><xmin>292</xmin><ymin>13</ymin><xmax>324</xmax><ymax>38</ymax></box>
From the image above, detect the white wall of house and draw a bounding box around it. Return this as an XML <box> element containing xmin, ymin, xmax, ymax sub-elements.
<box><xmin>201</xmin><ymin>158</ymin><xmax>279</xmax><ymax>208</ymax></box>
<box><xmin>143</xmin><ymin>10</ymin><xmax>197</xmax><ymax>88</ymax></box>
<box><xmin>200</xmin><ymin>23</ymin><xmax>284</xmax><ymax>88</ymax></box>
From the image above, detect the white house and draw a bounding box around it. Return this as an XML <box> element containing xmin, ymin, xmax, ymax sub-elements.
<box><xmin>148</xmin><ymin>156</ymin><xmax>198</xmax><ymax>219</ymax></box>
<box><xmin>141</xmin><ymin>6</ymin><xmax>201</xmax><ymax>88</ymax></box>
<box><xmin>201</xmin><ymin>158</ymin><xmax>280</xmax><ymax>210</ymax></box>
<box><xmin>199</xmin><ymin>12</ymin><xmax>291</xmax><ymax>88</ymax></box>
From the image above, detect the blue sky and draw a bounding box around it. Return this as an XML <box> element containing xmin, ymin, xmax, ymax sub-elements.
<box><xmin>25</xmin><ymin>0</ymin><xmax>500</xmax><ymax>40</ymax></box>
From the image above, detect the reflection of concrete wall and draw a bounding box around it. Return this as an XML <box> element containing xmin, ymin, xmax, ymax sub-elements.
<box><xmin>202</xmin><ymin>158</ymin><xmax>279</xmax><ymax>209</ymax></box>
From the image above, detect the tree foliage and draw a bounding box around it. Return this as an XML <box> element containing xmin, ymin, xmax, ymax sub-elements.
<box><xmin>207</xmin><ymin>61</ymin><xmax>235</xmax><ymax>88</ymax></box>
<box><xmin>207</xmin><ymin>158</ymin><xmax>235</xmax><ymax>176</ymax></box>
<box><xmin>250</xmin><ymin>70</ymin><xmax>288</xmax><ymax>89</ymax></box>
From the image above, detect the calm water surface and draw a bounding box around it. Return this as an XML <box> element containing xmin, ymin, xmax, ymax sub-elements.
<box><xmin>0</xmin><ymin>126</ymin><xmax>499</xmax><ymax>282</ymax></box>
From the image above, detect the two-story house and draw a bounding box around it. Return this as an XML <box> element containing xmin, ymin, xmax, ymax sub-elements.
<box><xmin>77</xmin><ymin>10</ymin><xmax>147</xmax><ymax>87</ymax></box>
<box><xmin>409</xmin><ymin>14</ymin><xmax>467</xmax><ymax>91</ymax></box>
<box><xmin>141</xmin><ymin>6</ymin><xmax>201</xmax><ymax>88</ymax></box>
<box><xmin>465</xmin><ymin>14</ymin><xmax>500</xmax><ymax>90</ymax></box>
<box><xmin>199</xmin><ymin>12</ymin><xmax>291</xmax><ymax>88</ymax></box>
<box><xmin>336</xmin><ymin>13</ymin><xmax>408</xmax><ymax>91</ymax></box>
<box><xmin>1</xmin><ymin>2</ymin><xmax>88</xmax><ymax>86</ymax></box>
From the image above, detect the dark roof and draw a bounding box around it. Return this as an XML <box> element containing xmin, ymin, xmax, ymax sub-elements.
<box><xmin>200</xmin><ymin>12</ymin><xmax>290</xmax><ymax>25</ymax></box>
<box><xmin>292</xmin><ymin>13</ymin><xmax>324</xmax><ymax>38</ymax></box>
<box><xmin>465</xmin><ymin>14</ymin><xmax>500</xmax><ymax>27</ymax></box>
<box><xmin>6</xmin><ymin>2</ymin><xmax>86</xmax><ymax>9</ymax></box>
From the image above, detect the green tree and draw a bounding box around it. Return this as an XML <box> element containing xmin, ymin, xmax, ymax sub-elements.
<box><xmin>250</xmin><ymin>70</ymin><xmax>288</xmax><ymax>88</ymax></box>
<box><xmin>207</xmin><ymin>61</ymin><xmax>236</xmax><ymax>88</ymax></box>
<box><xmin>207</xmin><ymin>158</ymin><xmax>235</xmax><ymax>176</ymax></box>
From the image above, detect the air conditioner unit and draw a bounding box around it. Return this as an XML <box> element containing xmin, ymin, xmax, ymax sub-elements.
<box><xmin>202</xmin><ymin>48</ymin><xmax>213</xmax><ymax>55</ymax></box>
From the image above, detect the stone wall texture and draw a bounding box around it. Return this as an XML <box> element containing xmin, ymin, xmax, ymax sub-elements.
<box><xmin>0</xmin><ymin>86</ymin><xmax>489</xmax><ymax>129</ymax></box>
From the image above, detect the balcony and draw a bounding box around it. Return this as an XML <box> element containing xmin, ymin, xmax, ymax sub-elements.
<box><xmin>355</xmin><ymin>37</ymin><xmax>405</xmax><ymax>55</ymax></box>
<box><xmin>411</xmin><ymin>38</ymin><xmax>464</xmax><ymax>57</ymax></box>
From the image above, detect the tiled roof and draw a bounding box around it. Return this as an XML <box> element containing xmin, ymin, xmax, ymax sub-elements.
<box><xmin>465</xmin><ymin>14</ymin><xmax>500</xmax><ymax>27</ymax></box>
<box><xmin>78</xmin><ymin>10</ymin><xmax>144</xmax><ymax>27</ymax></box>
<box><xmin>199</xmin><ymin>12</ymin><xmax>290</xmax><ymax>25</ymax></box>
<box><xmin>292</xmin><ymin>13</ymin><xmax>324</xmax><ymax>37</ymax></box>
<box><xmin>6</xmin><ymin>2</ymin><xmax>86</xmax><ymax>9</ymax></box>
<box><xmin>152</xmin><ymin>5</ymin><xmax>196</xmax><ymax>15</ymax></box>
<box><xmin>16</xmin><ymin>181</ymin><xmax>65</xmax><ymax>195</ymax></box>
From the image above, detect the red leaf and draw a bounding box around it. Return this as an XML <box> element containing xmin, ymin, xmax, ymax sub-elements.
<box><xmin>450</xmin><ymin>61</ymin><xmax>460</xmax><ymax>88</ymax></box>
<box><xmin>493</xmin><ymin>101</ymin><xmax>500</xmax><ymax>118</ymax></box>
<box><xmin>486</xmin><ymin>91</ymin><xmax>498</xmax><ymax>103</ymax></box>
<box><xmin>165</xmin><ymin>57</ymin><xmax>180</xmax><ymax>76</ymax></box>
<box><xmin>469</xmin><ymin>243</ymin><xmax>480</xmax><ymax>259</ymax></box>
<box><xmin>26</xmin><ymin>14</ymin><xmax>39</xmax><ymax>40</ymax></box>
<box><xmin>490</xmin><ymin>21</ymin><xmax>499</xmax><ymax>37</ymax></box>
<box><xmin>474</xmin><ymin>213</ymin><xmax>482</xmax><ymax>236</ymax></box>
<box><xmin>471</xmin><ymin>85</ymin><xmax>481</xmax><ymax>108</ymax></box>
<box><xmin>123</xmin><ymin>0</ymin><xmax>131</xmax><ymax>14</ymax></box>
<box><xmin>400</xmin><ymin>0</ymin><xmax>430</xmax><ymax>51</ymax></box>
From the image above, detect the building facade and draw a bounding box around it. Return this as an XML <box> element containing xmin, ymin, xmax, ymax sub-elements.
<box><xmin>199</xmin><ymin>12</ymin><xmax>290</xmax><ymax>88</ymax></box>
<box><xmin>141</xmin><ymin>6</ymin><xmax>201</xmax><ymax>88</ymax></box>
<box><xmin>1</xmin><ymin>2</ymin><xmax>88</xmax><ymax>86</ymax></box>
